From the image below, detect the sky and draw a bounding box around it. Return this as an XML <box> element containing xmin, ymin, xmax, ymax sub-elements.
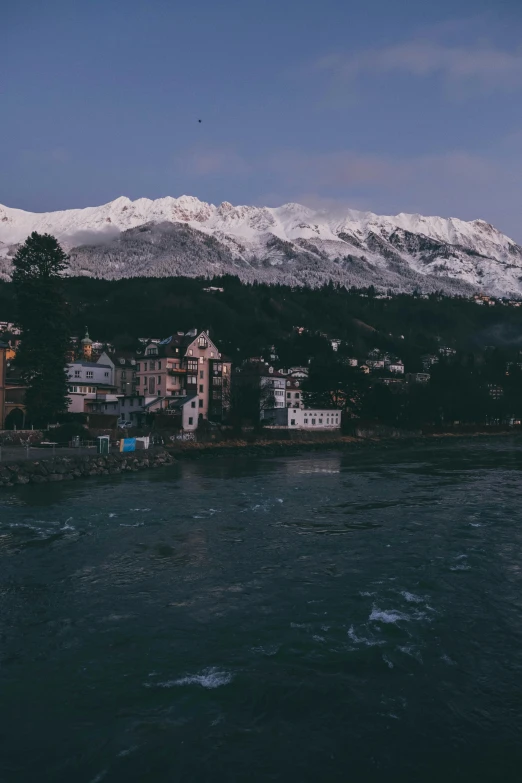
<box><xmin>2</xmin><ymin>0</ymin><xmax>522</xmax><ymax>239</ymax></box>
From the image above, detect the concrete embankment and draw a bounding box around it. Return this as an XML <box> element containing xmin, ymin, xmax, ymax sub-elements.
<box><xmin>167</xmin><ymin>436</ymin><xmax>362</xmax><ymax>459</ymax></box>
<box><xmin>0</xmin><ymin>448</ymin><xmax>175</xmax><ymax>488</ymax></box>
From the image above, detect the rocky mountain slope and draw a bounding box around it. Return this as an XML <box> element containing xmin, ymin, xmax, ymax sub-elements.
<box><xmin>1</xmin><ymin>195</ymin><xmax>521</xmax><ymax>295</ymax></box>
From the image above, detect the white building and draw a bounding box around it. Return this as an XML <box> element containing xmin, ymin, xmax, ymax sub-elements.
<box><xmin>286</xmin><ymin>378</ymin><xmax>304</xmax><ymax>409</ymax></box>
<box><xmin>262</xmin><ymin>407</ymin><xmax>342</xmax><ymax>430</ymax></box>
<box><xmin>385</xmin><ymin>361</ymin><xmax>405</xmax><ymax>374</ymax></box>
<box><xmin>67</xmin><ymin>360</ymin><xmax>116</xmax><ymax>413</ymax></box>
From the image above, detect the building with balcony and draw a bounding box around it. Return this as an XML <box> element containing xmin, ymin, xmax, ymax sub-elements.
<box><xmin>135</xmin><ymin>329</ymin><xmax>231</xmax><ymax>429</ymax></box>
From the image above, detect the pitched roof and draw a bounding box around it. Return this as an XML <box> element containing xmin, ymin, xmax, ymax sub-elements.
<box><xmin>166</xmin><ymin>393</ymin><xmax>198</xmax><ymax>410</ymax></box>
<box><xmin>68</xmin><ymin>362</ymin><xmax>113</xmax><ymax>369</ymax></box>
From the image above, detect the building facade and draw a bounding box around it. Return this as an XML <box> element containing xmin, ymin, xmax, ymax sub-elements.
<box><xmin>262</xmin><ymin>407</ymin><xmax>342</xmax><ymax>430</ymax></box>
<box><xmin>286</xmin><ymin>378</ymin><xmax>304</xmax><ymax>409</ymax></box>
<box><xmin>135</xmin><ymin>330</ymin><xmax>231</xmax><ymax>429</ymax></box>
<box><xmin>67</xmin><ymin>360</ymin><xmax>116</xmax><ymax>413</ymax></box>
<box><xmin>98</xmin><ymin>352</ymin><xmax>137</xmax><ymax>396</ymax></box>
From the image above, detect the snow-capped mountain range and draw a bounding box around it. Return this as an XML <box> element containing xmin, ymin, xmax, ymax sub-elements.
<box><xmin>1</xmin><ymin>195</ymin><xmax>521</xmax><ymax>295</ymax></box>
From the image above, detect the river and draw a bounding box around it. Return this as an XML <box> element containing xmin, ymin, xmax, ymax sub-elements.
<box><xmin>1</xmin><ymin>438</ymin><xmax>522</xmax><ymax>782</ymax></box>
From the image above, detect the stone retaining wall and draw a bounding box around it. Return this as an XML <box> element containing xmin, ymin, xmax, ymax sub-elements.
<box><xmin>0</xmin><ymin>448</ymin><xmax>175</xmax><ymax>488</ymax></box>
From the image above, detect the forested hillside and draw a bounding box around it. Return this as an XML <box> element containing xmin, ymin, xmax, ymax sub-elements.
<box><xmin>1</xmin><ymin>276</ymin><xmax>522</xmax><ymax>366</ymax></box>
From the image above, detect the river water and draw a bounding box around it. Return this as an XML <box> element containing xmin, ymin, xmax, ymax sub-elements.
<box><xmin>1</xmin><ymin>439</ymin><xmax>522</xmax><ymax>782</ymax></box>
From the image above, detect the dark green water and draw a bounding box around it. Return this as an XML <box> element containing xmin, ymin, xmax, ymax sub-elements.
<box><xmin>2</xmin><ymin>439</ymin><xmax>522</xmax><ymax>782</ymax></box>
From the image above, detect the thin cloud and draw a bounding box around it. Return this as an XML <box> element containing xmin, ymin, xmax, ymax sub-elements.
<box><xmin>175</xmin><ymin>147</ymin><xmax>252</xmax><ymax>177</ymax></box>
<box><xmin>316</xmin><ymin>40</ymin><xmax>522</xmax><ymax>93</ymax></box>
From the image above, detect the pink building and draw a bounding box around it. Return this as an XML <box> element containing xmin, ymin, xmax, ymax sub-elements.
<box><xmin>135</xmin><ymin>329</ymin><xmax>231</xmax><ymax>429</ymax></box>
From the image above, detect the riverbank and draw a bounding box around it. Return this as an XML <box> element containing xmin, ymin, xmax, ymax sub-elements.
<box><xmin>166</xmin><ymin>428</ymin><xmax>521</xmax><ymax>460</ymax></box>
<box><xmin>0</xmin><ymin>447</ymin><xmax>174</xmax><ymax>487</ymax></box>
<box><xmin>1</xmin><ymin>429</ymin><xmax>520</xmax><ymax>488</ymax></box>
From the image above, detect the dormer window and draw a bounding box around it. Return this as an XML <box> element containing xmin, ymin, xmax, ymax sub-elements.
<box><xmin>198</xmin><ymin>336</ymin><xmax>208</xmax><ymax>348</ymax></box>
<box><xmin>146</xmin><ymin>346</ymin><xmax>158</xmax><ymax>356</ymax></box>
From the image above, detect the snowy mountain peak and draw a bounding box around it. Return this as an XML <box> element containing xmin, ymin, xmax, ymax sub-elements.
<box><xmin>0</xmin><ymin>195</ymin><xmax>521</xmax><ymax>295</ymax></box>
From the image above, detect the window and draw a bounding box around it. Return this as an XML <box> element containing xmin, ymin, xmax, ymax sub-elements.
<box><xmin>158</xmin><ymin>361</ymin><xmax>161</xmax><ymax>370</ymax></box>
<box><xmin>213</xmin><ymin>377</ymin><xmax>222</xmax><ymax>387</ymax></box>
<box><xmin>295</xmin><ymin>393</ymin><xmax>300</xmax><ymax>398</ymax></box>
<box><xmin>188</xmin><ymin>417</ymin><xmax>193</xmax><ymax>425</ymax></box>
<box><xmin>200</xmin><ymin>356</ymin><xmax>204</xmax><ymax>364</ymax></box>
<box><xmin>187</xmin><ymin>359</ymin><xmax>198</xmax><ymax>372</ymax></box>
<box><xmin>136</xmin><ymin>377</ymin><xmax>140</xmax><ymax>385</ymax></box>
<box><xmin>130</xmin><ymin>399</ymin><xmax>134</xmax><ymax>406</ymax></box>
<box><xmin>121</xmin><ymin>371</ymin><xmax>126</xmax><ymax>379</ymax></box>
<box><xmin>187</xmin><ymin>375</ymin><xmax>197</xmax><ymax>385</ymax></box>
<box><xmin>304</xmin><ymin>418</ymin><xmax>308</xmax><ymax>424</ymax></box>
<box><xmin>311</xmin><ymin>418</ymin><xmax>316</xmax><ymax>425</ymax></box>
<box><xmin>136</xmin><ymin>363</ymin><xmax>140</xmax><ymax>372</ymax></box>
<box><xmin>86</xmin><ymin>371</ymin><xmax>93</xmax><ymax>379</ymax></box>
<box><xmin>199</xmin><ymin>399</ymin><xmax>203</xmax><ymax>408</ymax></box>
<box><xmin>319</xmin><ymin>419</ymin><xmax>323</xmax><ymax>425</ymax></box>
<box><xmin>223</xmin><ymin>365</ymin><xmax>227</xmax><ymax>374</ymax></box>
<box><xmin>149</xmin><ymin>360</ymin><xmax>155</xmax><ymax>371</ymax></box>
<box><xmin>74</xmin><ymin>370</ymin><xmax>81</xmax><ymax>378</ymax></box>
<box><xmin>143</xmin><ymin>362</ymin><xmax>147</xmax><ymax>371</ymax></box>
<box><xmin>188</xmin><ymin>349</ymin><xmax>193</xmax><ymax>356</ymax></box>
<box><xmin>199</xmin><ymin>384</ymin><xmax>204</xmax><ymax>393</ymax></box>
<box><xmin>212</xmin><ymin>390</ymin><xmax>222</xmax><ymax>400</ymax></box>
<box><xmin>149</xmin><ymin>377</ymin><xmax>155</xmax><ymax>394</ymax></box>
<box><xmin>146</xmin><ymin>346</ymin><xmax>158</xmax><ymax>355</ymax></box>
<box><xmin>214</xmin><ymin>362</ymin><xmax>222</xmax><ymax>373</ymax></box>
<box><xmin>291</xmin><ymin>419</ymin><xmax>296</xmax><ymax>425</ymax></box>
<box><xmin>158</xmin><ymin>376</ymin><xmax>161</xmax><ymax>384</ymax></box>
<box><xmin>200</xmin><ymin>370</ymin><xmax>204</xmax><ymax>379</ymax></box>
<box><xmin>198</xmin><ymin>336</ymin><xmax>208</xmax><ymax>348</ymax></box>
<box><xmin>191</xmin><ymin>401</ymin><xmax>196</xmax><ymax>408</ymax></box>
<box><xmin>210</xmin><ymin>351</ymin><xmax>214</xmax><ymax>358</ymax></box>
<box><xmin>287</xmin><ymin>392</ymin><xmax>291</xmax><ymax>398</ymax></box>
<box><xmin>104</xmin><ymin>372</ymin><xmax>109</xmax><ymax>377</ymax></box>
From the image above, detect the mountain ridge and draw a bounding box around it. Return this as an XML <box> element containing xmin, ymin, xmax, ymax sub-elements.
<box><xmin>1</xmin><ymin>195</ymin><xmax>521</xmax><ymax>295</ymax></box>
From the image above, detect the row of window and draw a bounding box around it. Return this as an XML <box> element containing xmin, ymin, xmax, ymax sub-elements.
<box><xmin>73</xmin><ymin>370</ymin><xmax>110</xmax><ymax>380</ymax></box>
<box><xmin>287</xmin><ymin>392</ymin><xmax>300</xmax><ymax>398</ymax></box>
<box><xmin>140</xmin><ymin>360</ymin><xmax>162</xmax><ymax>371</ymax></box>
<box><xmin>138</xmin><ymin>359</ymin><xmax>227</xmax><ymax>373</ymax></box>
<box><xmin>302</xmin><ymin>415</ymin><xmax>339</xmax><ymax>425</ymax></box>
<box><xmin>68</xmin><ymin>386</ymin><xmax>97</xmax><ymax>393</ymax></box>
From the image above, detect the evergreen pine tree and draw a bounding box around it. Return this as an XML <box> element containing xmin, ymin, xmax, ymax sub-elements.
<box><xmin>12</xmin><ymin>232</ymin><xmax>71</xmax><ymax>426</ymax></box>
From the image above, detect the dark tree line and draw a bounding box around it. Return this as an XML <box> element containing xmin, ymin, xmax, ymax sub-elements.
<box><xmin>11</xmin><ymin>232</ymin><xmax>71</xmax><ymax>426</ymax></box>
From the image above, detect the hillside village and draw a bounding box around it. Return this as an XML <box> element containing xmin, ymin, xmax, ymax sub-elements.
<box><xmin>4</xmin><ymin>293</ymin><xmax>522</xmax><ymax>436</ymax></box>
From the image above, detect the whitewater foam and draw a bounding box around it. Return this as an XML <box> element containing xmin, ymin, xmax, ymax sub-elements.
<box><xmin>146</xmin><ymin>667</ymin><xmax>234</xmax><ymax>689</ymax></box>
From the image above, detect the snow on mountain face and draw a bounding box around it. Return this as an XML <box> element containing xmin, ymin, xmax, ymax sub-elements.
<box><xmin>1</xmin><ymin>195</ymin><xmax>522</xmax><ymax>295</ymax></box>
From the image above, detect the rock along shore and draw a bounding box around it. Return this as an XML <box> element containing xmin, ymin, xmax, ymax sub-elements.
<box><xmin>0</xmin><ymin>448</ymin><xmax>175</xmax><ymax>488</ymax></box>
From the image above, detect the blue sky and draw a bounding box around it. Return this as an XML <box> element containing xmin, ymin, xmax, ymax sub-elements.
<box><xmin>3</xmin><ymin>0</ymin><xmax>522</xmax><ymax>238</ymax></box>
